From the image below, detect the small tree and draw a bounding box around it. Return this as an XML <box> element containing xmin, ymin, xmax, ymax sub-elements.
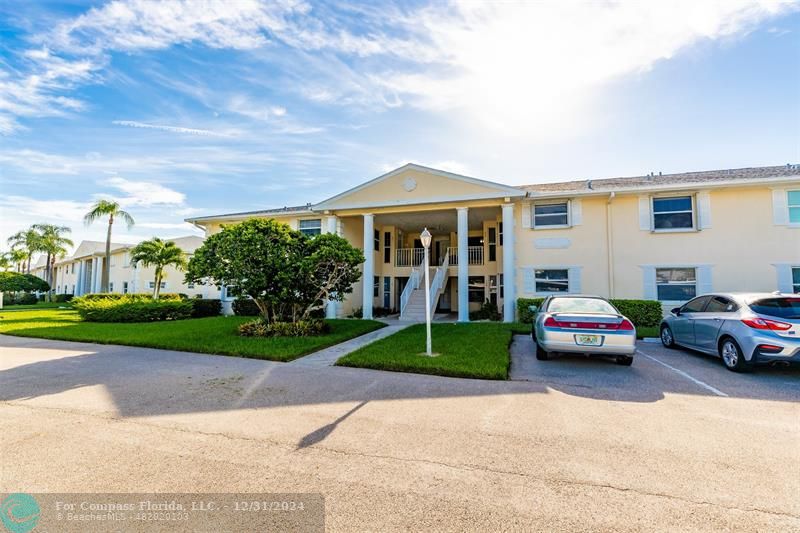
<box><xmin>129</xmin><ymin>238</ymin><xmax>187</xmax><ymax>299</ymax></box>
<box><xmin>7</xmin><ymin>228</ymin><xmax>42</xmax><ymax>274</ymax></box>
<box><xmin>185</xmin><ymin>219</ymin><xmax>364</xmax><ymax>324</ymax></box>
<box><xmin>32</xmin><ymin>224</ymin><xmax>73</xmax><ymax>301</ymax></box>
<box><xmin>84</xmin><ymin>200</ymin><xmax>135</xmax><ymax>292</ymax></box>
<box><xmin>0</xmin><ymin>272</ymin><xmax>50</xmax><ymax>308</ymax></box>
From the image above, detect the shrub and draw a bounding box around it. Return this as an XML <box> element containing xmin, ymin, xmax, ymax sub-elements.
<box><xmin>80</xmin><ymin>293</ymin><xmax>183</xmax><ymax>301</ymax></box>
<box><xmin>72</xmin><ymin>295</ymin><xmax>193</xmax><ymax>322</ymax></box>
<box><xmin>610</xmin><ymin>299</ymin><xmax>664</xmax><ymax>328</ymax></box>
<box><xmin>348</xmin><ymin>307</ymin><xmax>363</xmax><ymax>319</ymax></box>
<box><xmin>54</xmin><ymin>294</ymin><xmax>74</xmax><ymax>303</ymax></box>
<box><xmin>232</xmin><ymin>298</ymin><xmax>260</xmax><ymax>316</ymax></box>
<box><xmin>191</xmin><ymin>298</ymin><xmax>222</xmax><ymax>318</ymax></box>
<box><xmin>516</xmin><ymin>297</ymin><xmax>663</xmax><ymax>327</ymax></box>
<box><xmin>14</xmin><ymin>293</ymin><xmax>38</xmax><ymax>305</ymax></box>
<box><xmin>470</xmin><ymin>300</ymin><xmax>502</xmax><ymax>321</ymax></box>
<box><xmin>238</xmin><ymin>318</ymin><xmax>330</xmax><ymax>337</ymax></box>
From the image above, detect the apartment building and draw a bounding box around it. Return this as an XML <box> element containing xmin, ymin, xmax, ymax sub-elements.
<box><xmin>34</xmin><ymin>236</ymin><xmax>215</xmax><ymax>298</ymax></box>
<box><xmin>185</xmin><ymin>163</ymin><xmax>800</xmax><ymax>322</ymax></box>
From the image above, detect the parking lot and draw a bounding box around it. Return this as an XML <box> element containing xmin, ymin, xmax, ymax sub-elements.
<box><xmin>1</xmin><ymin>334</ymin><xmax>799</xmax><ymax>531</ymax></box>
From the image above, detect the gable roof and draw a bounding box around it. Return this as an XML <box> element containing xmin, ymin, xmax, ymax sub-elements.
<box><xmin>187</xmin><ymin>205</ymin><xmax>314</xmax><ymax>224</ymax></box>
<box><xmin>522</xmin><ymin>165</ymin><xmax>800</xmax><ymax>196</ymax></box>
<box><xmin>313</xmin><ymin>163</ymin><xmax>526</xmax><ymax>210</ymax></box>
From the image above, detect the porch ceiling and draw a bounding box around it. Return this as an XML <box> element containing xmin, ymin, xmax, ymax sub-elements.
<box><xmin>373</xmin><ymin>206</ymin><xmax>499</xmax><ymax>232</ymax></box>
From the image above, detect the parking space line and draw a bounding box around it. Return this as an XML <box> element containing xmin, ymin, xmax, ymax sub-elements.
<box><xmin>636</xmin><ymin>350</ymin><xmax>729</xmax><ymax>397</ymax></box>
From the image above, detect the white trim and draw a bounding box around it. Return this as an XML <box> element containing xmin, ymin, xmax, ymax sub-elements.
<box><xmin>314</xmin><ymin>163</ymin><xmax>526</xmax><ymax>210</ymax></box>
<box><xmin>521</xmin><ymin>265</ymin><xmax>580</xmax><ymax>297</ymax></box>
<box><xmin>314</xmin><ymin>191</ymin><xmax>526</xmax><ymax>211</ymax></box>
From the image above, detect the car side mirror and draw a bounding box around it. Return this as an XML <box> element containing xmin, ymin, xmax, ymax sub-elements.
<box><xmin>671</xmin><ymin>307</ymin><xmax>681</xmax><ymax>316</ymax></box>
<box><xmin>528</xmin><ymin>305</ymin><xmax>538</xmax><ymax>314</ymax></box>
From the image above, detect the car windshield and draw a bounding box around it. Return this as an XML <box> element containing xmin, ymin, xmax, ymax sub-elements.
<box><xmin>749</xmin><ymin>297</ymin><xmax>800</xmax><ymax>319</ymax></box>
<box><xmin>548</xmin><ymin>297</ymin><xmax>617</xmax><ymax>314</ymax></box>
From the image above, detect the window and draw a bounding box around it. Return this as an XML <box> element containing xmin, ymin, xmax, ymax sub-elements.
<box><xmin>488</xmin><ymin>227</ymin><xmax>497</xmax><ymax>262</ymax></box>
<box><xmin>749</xmin><ymin>297</ymin><xmax>800</xmax><ymax>319</ymax></box>
<box><xmin>299</xmin><ymin>219</ymin><xmax>322</xmax><ymax>237</ymax></box>
<box><xmin>109</xmin><ymin>282</ymin><xmax>114</xmax><ymax>292</ymax></box>
<box><xmin>383</xmin><ymin>277</ymin><xmax>391</xmax><ymax>308</ymax></box>
<box><xmin>488</xmin><ymin>275</ymin><xmax>497</xmax><ymax>304</ymax></box>
<box><xmin>499</xmin><ymin>273</ymin><xmax>504</xmax><ymax>298</ymax></box>
<box><xmin>187</xmin><ymin>282</ymin><xmax>195</xmax><ymax>289</ymax></box>
<box><xmin>534</xmin><ymin>269</ymin><xmax>569</xmax><ymax>293</ymax></box>
<box><xmin>705</xmin><ymin>296</ymin><xmax>737</xmax><ymax>313</ymax></box>
<box><xmin>656</xmin><ymin>267</ymin><xmax>696</xmax><ymax>301</ymax></box>
<box><xmin>793</xmin><ymin>267</ymin><xmax>800</xmax><ymax>293</ymax></box>
<box><xmin>468</xmin><ymin>276</ymin><xmax>485</xmax><ymax>303</ymax></box>
<box><xmin>374</xmin><ymin>230</ymin><xmax>380</xmax><ymax>252</ymax></box>
<box><xmin>148</xmin><ymin>281</ymin><xmax>167</xmax><ymax>289</ymax></box>
<box><xmin>383</xmin><ymin>232</ymin><xmax>391</xmax><ymax>264</ymax></box>
<box><xmin>533</xmin><ymin>202</ymin><xmax>569</xmax><ymax>228</ymax></box>
<box><xmin>652</xmin><ymin>196</ymin><xmax>694</xmax><ymax>230</ymax></box>
<box><xmin>71</xmin><ymin>284</ymin><xmax>75</xmax><ymax>294</ymax></box>
<box><xmin>71</xmin><ymin>263</ymin><xmax>75</xmax><ymax>274</ymax></box>
<box><xmin>123</xmin><ymin>281</ymin><xmax>129</xmax><ymax>294</ymax></box>
<box><xmin>498</xmin><ymin>222</ymin><xmax>503</xmax><ymax>246</ymax></box>
<box><xmin>548</xmin><ymin>297</ymin><xmax>617</xmax><ymax>314</ymax></box>
<box><xmin>373</xmin><ymin>276</ymin><xmax>379</xmax><ymax>298</ymax></box>
<box><xmin>789</xmin><ymin>191</ymin><xmax>800</xmax><ymax>224</ymax></box>
<box><xmin>681</xmin><ymin>295</ymin><xmax>711</xmax><ymax>313</ymax></box>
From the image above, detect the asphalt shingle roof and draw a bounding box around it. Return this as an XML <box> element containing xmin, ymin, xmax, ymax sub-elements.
<box><xmin>521</xmin><ymin>165</ymin><xmax>800</xmax><ymax>194</ymax></box>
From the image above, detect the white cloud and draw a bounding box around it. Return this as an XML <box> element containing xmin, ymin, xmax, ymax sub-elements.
<box><xmin>103</xmin><ymin>177</ymin><xmax>186</xmax><ymax>206</ymax></box>
<box><xmin>379</xmin><ymin>1</ymin><xmax>799</xmax><ymax>137</ymax></box>
<box><xmin>112</xmin><ymin>120</ymin><xmax>234</xmax><ymax>137</ymax></box>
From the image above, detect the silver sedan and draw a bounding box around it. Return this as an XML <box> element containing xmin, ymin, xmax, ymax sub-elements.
<box><xmin>660</xmin><ymin>292</ymin><xmax>800</xmax><ymax>372</ymax></box>
<box><xmin>531</xmin><ymin>295</ymin><xmax>637</xmax><ymax>366</ymax></box>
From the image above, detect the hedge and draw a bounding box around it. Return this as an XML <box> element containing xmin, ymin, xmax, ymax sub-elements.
<box><xmin>73</xmin><ymin>295</ymin><xmax>193</xmax><ymax>322</ymax></box>
<box><xmin>232</xmin><ymin>298</ymin><xmax>261</xmax><ymax>316</ymax></box>
<box><xmin>79</xmin><ymin>292</ymin><xmax>184</xmax><ymax>301</ymax></box>
<box><xmin>54</xmin><ymin>294</ymin><xmax>74</xmax><ymax>303</ymax></box>
<box><xmin>516</xmin><ymin>297</ymin><xmax>663</xmax><ymax>328</ymax></box>
<box><xmin>191</xmin><ymin>298</ymin><xmax>222</xmax><ymax>318</ymax></box>
<box><xmin>2</xmin><ymin>292</ymin><xmax>38</xmax><ymax>306</ymax></box>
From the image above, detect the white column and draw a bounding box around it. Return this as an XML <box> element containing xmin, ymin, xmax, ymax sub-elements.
<box><xmin>457</xmin><ymin>207</ymin><xmax>469</xmax><ymax>322</ymax></box>
<box><xmin>325</xmin><ymin>215</ymin><xmax>339</xmax><ymax>319</ymax></box>
<box><xmin>362</xmin><ymin>214</ymin><xmax>374</xmax><ymax>320</ymax></box>
<box><xmin>502</xmin><ymin>203</ymin><xmax>516</xmax><ymax>323</ymax></box>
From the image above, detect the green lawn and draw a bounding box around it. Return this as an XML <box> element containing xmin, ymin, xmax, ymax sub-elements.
<box><xmin>637</xmin><ymin>326</ymin><xmax>659</xmax><ymax>339</ymax></box>
<box><xmin>1</xmin><ymin>302</ymin><xmax>71</xmax><ymax>310</ymax></box>
<box><xmin>337</xmin><ymin>322</ymin><xmax>519</xmax><ymax>380</ymax></box>
<box><xmin>0</xmin><ymin>308</ymin><xmax>385</xmax><ymax>362</ymax></box>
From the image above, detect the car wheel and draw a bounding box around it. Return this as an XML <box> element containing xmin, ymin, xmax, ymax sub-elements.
<box><xmin>615</xmin><ymin>355</ymin><xmax>634</xmax><ymax>366</ymax></box>
<box><xmin>660</xmin><ymin>325</ymin><xmax>676</xmax><ymax>348</ymax></box>
<box><xmin>719</xmin><ymin>338</ymin><xmax>753</xmax><ymax>373</ymax></box>
<box><xmin>535</xmin><ymin>341</ymin><xmax>550</xmax><ymax>361</ymax></box>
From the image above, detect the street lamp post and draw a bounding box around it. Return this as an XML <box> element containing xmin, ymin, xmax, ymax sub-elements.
<box><xmin>420</xmin><ymin>227</ymin><xmax>432</xmax><ymax>356</ymax></box>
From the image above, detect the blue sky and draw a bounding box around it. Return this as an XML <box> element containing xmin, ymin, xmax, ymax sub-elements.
<box><xmin>1</xmin><ymin>0</ymin><xmax>799</xmax><ymax>250</ymax></box>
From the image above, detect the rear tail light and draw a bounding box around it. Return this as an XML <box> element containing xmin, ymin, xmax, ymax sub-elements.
<box><xmin>543</xmin><ymin>317</ymin><xmax>559</xmax><ymax>327</ymax></box>
<box><xmin>618</xmin><ymin>319</ymin><xmax>635</xmax><ymax>331</ymax></box>
<box><xmin>741</xmin><ymin>318</ymin><xmax>792</xmax><ymax>331</ymax></box>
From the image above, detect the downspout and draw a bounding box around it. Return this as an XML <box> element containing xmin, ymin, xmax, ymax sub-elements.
<box><xmin>606</xmin><ymin>192</ymin><xmax>615</xmax><ymax>298</ymax></box>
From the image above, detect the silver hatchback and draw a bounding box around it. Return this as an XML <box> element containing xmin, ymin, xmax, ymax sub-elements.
<box><xmin>531</xmin><ymin>295</ymin><xmax>637</xmax><ymax>366</ymax></box>
<box><xmin>660</xmin><ymin>293</ymin><xmax>800</xmax><ymax>372</ymax></box>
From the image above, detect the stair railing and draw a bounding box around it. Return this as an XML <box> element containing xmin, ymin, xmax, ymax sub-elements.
<box><xmin>399</xmin><ymin>267</ymin><xmax>420</xmax><ymax>317</ymax></box>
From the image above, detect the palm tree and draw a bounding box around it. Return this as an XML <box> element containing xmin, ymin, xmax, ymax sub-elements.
<box><xmin>32</xmin><ymin>224</ymin><xmax>73</xmax><ymax>299</ymax></box>
<box><xmin>0</xmin><ymin>249</ymin><xmax>27</xmax><ymax>272</ymax></box>
<box><xmin>84</xmin><ymin>200</ymin><xmax>134</xmax><ymax>292</ymax></box>
<box><xmin>7</xmin><ymin>228</ymin><xmax>43</xmax><ymax>274</ymax></box>
<box><xmin>129</xmin><ymin>238</ymin><xmax>186</xmax><ymax>299</ymax></box>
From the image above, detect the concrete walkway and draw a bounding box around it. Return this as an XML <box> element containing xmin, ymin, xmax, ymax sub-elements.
<box><xmin>289</xmin><ymin>323</ymin><xmax>409</xmax><ymax>367</ymax></box>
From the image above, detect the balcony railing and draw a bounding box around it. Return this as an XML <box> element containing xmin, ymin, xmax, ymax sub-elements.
<box><xmin>395</xmin><ymin>248</ymin><xmax>425</xmax><ymax>267</ymax></box>
<box><xmin>447</xmin><ymin>246</ymin><xmax>484</xmax><ymax>266</ymax></box>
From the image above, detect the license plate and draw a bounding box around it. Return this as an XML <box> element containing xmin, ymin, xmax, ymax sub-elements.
<box><xmin>575</xmin><ymin>334</ymin><xmax>601</xmax><ymax>346</ymax></box>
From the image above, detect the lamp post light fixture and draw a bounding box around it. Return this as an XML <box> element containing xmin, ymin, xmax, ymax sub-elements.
<box><xmin>420</xmin><ymin>227</ymin><xmax>433</xmax><ymax>356</ymax></box>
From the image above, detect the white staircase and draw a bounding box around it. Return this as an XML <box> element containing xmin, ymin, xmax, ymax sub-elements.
<box><xmin>400</xmin><ymin>250</ymin><xmax>449</xmax><ymax>322</ymax></box>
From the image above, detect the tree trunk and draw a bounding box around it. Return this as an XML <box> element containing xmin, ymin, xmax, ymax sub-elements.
<box><xmin>45</xmin><ymin>252</ymin><xmax>52</xmax><ymax>302</ymax></box>
<box><xmin>26</xmin><ymin>253</ymin><xmax>31</xmax><ymax>274</ymax></box>
<box><xmin>102</xmin><ymin>214</ymin><xmax>113</xmax><ymax>292</ymax></box>
<box><xmin>153</xmin><ymin>267</ymin><xmax>162</xmax><ymax>299</ymax></box>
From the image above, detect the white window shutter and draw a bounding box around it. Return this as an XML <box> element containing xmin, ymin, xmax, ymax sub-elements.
<box><xmin>772</xmin><ymin>189</ymin><xmax>788</xmax><ymax>225</ymax></box>
<box><xmin>521</xmin><ymin>203</ymin><xmax>532</xmax><ymax>229</ymax></box>
<box><xmin>571</xmin><ymin>199</ymin><xmax>582</xmax><ymax>225</ymax></box>
<box><xmin>641</xmin><ymin>266</ymin><xmax>656</xmax><ymax>300</ymax></box>
<box><xmin>774</xmin><ymin>264</ymin><xmax>793</xmax><ymax>293</ymax></box>
<box><xmin>568</xmin><ymin>267</ymin><xmax>582</xmax><ymax>293</ymax></box>
<box><xmin>697</xmin><ymin>191</ymin><xmax>712</xmax><ymax>229</ymax></box>
<box><xmin>697</xmin><ymin>266</ymin><xmax>713</xmax><ymax>295</ymax></box>
<box><xmin>638</xmin><ymin>196</ymin><xmax>651</xmax><ymax>231</ymax></box>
